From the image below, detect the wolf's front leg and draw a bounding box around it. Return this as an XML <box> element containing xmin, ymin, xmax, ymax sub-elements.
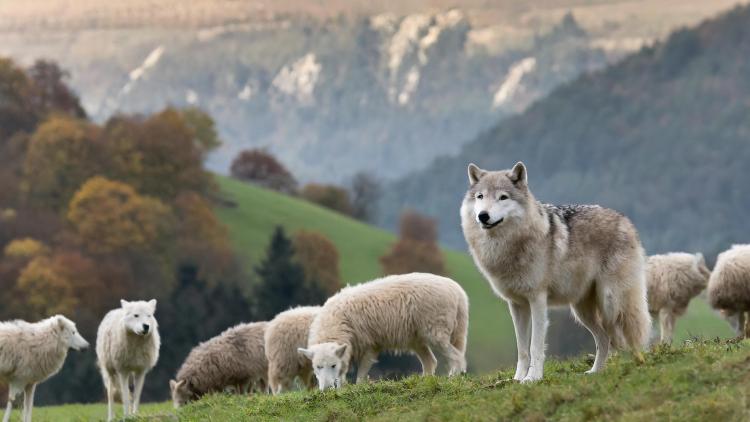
<box><xmin>131</xmin><ymin>371</ymin><xmax>146</xmax><ymax>415</ymax></box>
<box><xmin>117</xmin><ymin>372</ymin><xmax>131</xmax><ymax>417</ymax></box>
<box><xmin>523</xmin><ymin>293</ymin><xmax>548</xmax><ymax>383</ymax></box>
<box><xmin>509</xmin><ymin>301</ymin><xmax>531</xmax><ymax>381</ymax></box>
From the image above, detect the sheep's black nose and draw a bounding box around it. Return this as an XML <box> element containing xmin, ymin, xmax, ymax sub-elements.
<box><xmin>478</xmin><ymin>212</ymin><xmax>490</xmax><ymax>223</ymax></box>
<box><xmin>142</xmin><ymin>324</ymin><xmax>150</xmax><ymax>333</ymax></box>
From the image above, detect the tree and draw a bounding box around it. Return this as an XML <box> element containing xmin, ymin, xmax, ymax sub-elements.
<box><xmin>300</xmin><ymin>183</ymin><xmax>353</xmax><ymax>215</ymax></box>
<box><xmin>230</xmin><ymin>149</ymin><xmax>297</xmax><ymax>194</ymax></box>
<box><xmin>253</xmin><ymin>226</ymin><xmax>327</xmax><ymax>320</ymax></box>
<box><xmin>180</xmin><ymin>107</ymin><xmax>221</xmax><ymax>158</ymax></box>
<box><xmin>27</xmin><ymin>60</ymin><xmax>87</xmax><ymax>119</ymax></box>
<box><xmin>67</xmin><ymin>177</ymin><xmax>175</xmax><ymax>256</ymax></box>
<box><xmin>0</xmin><ymin>58</ymin><xmax>37</xmax><ymax>141</ymax></box>
<box><xmin>292</xmin><ymin>230</ymin><xmax>342</xmax><ymax>296</ymax></box>
<box><xmin>380</xmin><ymin>211</ymin><xmax>446</xmax><ymax>276</ymax></box>
<box><xmin>16</xmin><ymin>255</ymin><xmax>78</xmax><ymax>319</ymax></box>
<box><xmin>3</xmin><ymin>238</ymin><xmax>49</xmax><ymax>260</ymax></box>
<box><xmin>349</xmin><ymin>172</ymin><xmax>382</xmax><ymax>222</ymax></box>
<box><xmin>22</xmin><ymin>116</ymin><xmax>103</xmax><ymax>210</ymax></box>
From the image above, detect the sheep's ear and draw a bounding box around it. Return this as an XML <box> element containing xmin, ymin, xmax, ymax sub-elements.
<box><xmin>694</xmin><ymin>252</ymin><xmax>705</xmax><ymax>266</ymax></box>
<box><xmin>148</xmin><ymin>299</ymin><xmax>157</xmax><ymax>311</ymax></box>
<box><xmin>334</xmin><ymin>343</ymin><xmax>348</xmax><ymax>358</ymax></box>
<box><xmin>169</xmin><ymin>380</ymin><xmax>177</xmax><ymax>390</ymax></box>
<box><xmin>298</xmin><ymin>348</ymin><xmax>314</xmax><ymax>361</ymax></box>
<box><xmin>120</xmin><ymin>299</ymin><xmax>129</xmax><ymax>308</ymax></box>
<box><xmin>509</xmin><ymin>161</ymin><xmax>527</xmax><ymax>186</ymax></box>
<box><xmin>467</xmin><ymin>163</ymin><xmax>486</xmax><ymax>185</ymax></box>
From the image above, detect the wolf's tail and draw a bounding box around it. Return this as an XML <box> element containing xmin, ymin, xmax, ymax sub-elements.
<box><xmin>617</xmin><ymin>254</ymin><xmax>652</xmax><ymax>355</ymax></box>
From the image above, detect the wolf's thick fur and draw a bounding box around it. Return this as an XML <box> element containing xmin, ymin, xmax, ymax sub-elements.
<box><xmin>708</xmin><ymin>244</ymin><xmax>750</xmax><ymax>338</ymax></box>
<box><xmin>264</xmin><ymin>306</ymin><xmax>320</xmax><ymax>394</ymax></box>
<box><xmin>170</xmin><ymin>321</ymin><xmax>268</xmax><ymax>408</ymax></box>
<box><xmin>0</xmin><ymin>315</ymin><xmax>88</xmax><ymax>422</ymax></box>
<box><xmin>300</xmin><ymin>273</ymin><xmax>468</xmax><ymax>390</ymax></box>
<box><xmin>461</xmin><ymin>162</ymin><xmax>650</xmax><ymax>382</ymax></box>
<box><xmin>96</xmin><ymin>300</ymin><xmax>160</xmax><ymax>421</ymax></box>
<box><xmin>646</xmin><ymin>252</ymin><xmax>710</xmax><ymax>344</ymax></box>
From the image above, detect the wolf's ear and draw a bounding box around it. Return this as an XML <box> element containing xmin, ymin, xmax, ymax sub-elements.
<box><xmin>467</xmin><ymin>163</ymin><xmax>486</xmax><ymax>185</ymax></box>
<box><xmin>55</xmin><ymin>315</ymin><xmax>66</xmax><ymax>330</ymax></box>
<box><xmin>509</xmin><ymin>161</ymin><xmax>527</xmax><ymax>186</ymax></box>
<box><xmin>298</xmin><ymin>348</ymin><xmax>314</xmax><ymax>361</ymax></box>
<box><xmin>334</xmin><ymin>343</ymin><xmax>348</xmax><ymax>358</ymax></box>
<box><xmin>694</xmin><ymin>252</ymin><xmax>705</xmax><ymax>266</ymax></box>
<box><xmin>148</xmin><ymin>299</ymin><xmax>157</xmax><ymax>311</ymax></box>
<box><xmin>169</xmin><ymin>379</ymin><xmax>177</xmax><ymax>390</ymax></box>
<box><xmin>120</xmin><ymin>299</ymin><xmax>129</xmax><ymax>308</ymax></box>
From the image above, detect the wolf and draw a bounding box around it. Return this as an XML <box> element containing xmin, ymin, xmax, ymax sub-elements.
<box><xmin>460</xmin><ymin>162</ymin><xmax>650</xmax><ymax>382</ymax></box>
<box><xmin>0</xmin><ymin>315</ymin><xmax>89</xmax><ymax>422</ymax></box>
<box><xmin>96</xmin><ymin>300</ymin><xmax>160</xmax><ymax>422</ymax></box>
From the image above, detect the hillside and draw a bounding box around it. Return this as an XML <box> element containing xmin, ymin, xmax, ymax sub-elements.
<box><xmin>213</xmin><ymin>176</ymin><xmax>733</xmax><ymax>372</ymax></box>
<box><xmin>381</xmin><ymin>4</ymin><xmax>750</xmax><ymax>260</ymax></box>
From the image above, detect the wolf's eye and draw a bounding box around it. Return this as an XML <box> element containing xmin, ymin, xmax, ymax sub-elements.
<box><xmin>476</xmin><ymin>194</ymin><xmax>483</xmax><ymax>199</ymax></box>
<box><xmin>317</xmin><ymin>365</ymin><xmax>323</xmax><ymax>370</ymax></box>
<box><xmin>134</xmin><ymin>314</ymin><xmax>139</xmax><ymax>318</ymax></box>
<box><xmin>499</xmin><ymin>194</ymin><xmax>508</xmax><ymax>201</ymax></box>
<box><xmin>330</xmin><ymin>364</ymin><xmax>336</xmax><ymax>369</ymax></box>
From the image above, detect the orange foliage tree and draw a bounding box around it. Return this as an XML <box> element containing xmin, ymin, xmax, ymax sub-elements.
<box><xmin>300</xmin><ymin>183</ymin><xmax>353</xmax><ymax>216</ymax></box>
<box><xmin>230</xmin><ymin>148</ymin><xmax>297</xmax><ymax>194</ymax></box>
<box><xmin>380</xmin><ymin>210</ymin><xmax>446</xmax><ymax>276</ymax></box>
<box><xmin>292</xmin><ymin>230</ymin><xmax>342</xmax><ymax>296</ymax></box>
<box><xmin>16</xmin><ymin>255</ymin><xmax>79</xmax><ymax>319</ymax></box>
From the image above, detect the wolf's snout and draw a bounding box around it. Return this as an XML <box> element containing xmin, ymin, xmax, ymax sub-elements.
<box><xmin>477</xmin><ymin>212</ymin><xmax>490</xmax><ymax>224</ymax></box>
<box><xmin>142</xmin><ymin>324</ymin><xmax>150</xmax><ymax>334</ymax></box>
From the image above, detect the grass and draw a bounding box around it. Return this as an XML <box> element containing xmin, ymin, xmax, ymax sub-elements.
<box><xmin>162</xmin><ymin>338</ymin><xmax>750</xmax><ymax>421</ymax></box>
<box><xmin>3</xmin><ymin>402</ymin><xmax>172</xmax><ymax>422</ymax></box>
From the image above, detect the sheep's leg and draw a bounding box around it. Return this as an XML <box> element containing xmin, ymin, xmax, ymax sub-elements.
<box><xmin>117</xmin><ymin>372</ymin><xmax>131</xmax><ymax>417</ymax></box>
<box><xmin>356</xmin><ymin>350</ymin><xmax>377</xmax><ymax>384</ymax></box>
<box><xmin>22</xmin><ymin>384</ymin><xmax>35</xmax><ymax>422</ymax></box>
<box><xmin>131</xmin><ymin>371</ymin><xmax>146</xmax><ymax>415</ymax></box>
<box><xmin>744</xmin><ymin>312</ymin><xmax>750</xmax><ymax>339</ymax></box>
<box><xmin>413</xmin><ymin>342</ymin><xmax>437</xmax><ymax>376</ymax></box>
<box><xmin>658</xmin><ymin>309</ymin><xmax>675</xmax><ymax>344</ymax></box>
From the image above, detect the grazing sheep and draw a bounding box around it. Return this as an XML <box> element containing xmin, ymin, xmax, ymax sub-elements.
<box><xmin>96</xmin><ymin>300</ymin><xmax>160</xmax><ymax>421</ymax></box>
<box><xmin>0</xmin><ymin>315</ymin><xmax>89</xmax><ymax>422</ymax></box>
<box><xmin>264</xmin><ymin>306</ymin><xmax>320</xmax><ymax>394</ymax></box>
<box><xmin>299</xmin><ymin>273</ymin><xmax>469</xmax><ymax>390</ymax></box>
<box><xmin>708</xmin><ymin>245</ymin><xmax>750</xmax><ymax>338</ymax></box>
<box><xmin>169</xmin><ymin>321</ymin><xmax>269</xmax><ymax>408</ymax></box>
<box><xmin>646</xmin><ymin>252</ymin><xmax>711</xmax><ymax>344</ymax></box>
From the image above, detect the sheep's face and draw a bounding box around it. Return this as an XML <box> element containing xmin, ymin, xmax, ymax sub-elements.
<box><xmin>54</xmin><ymin>315</ymin><xmax>89</xmax><ymax>350</ymax></box>
<box><xmin>169</xmin><ymin>379</ymin><xmax>192</xmax><ymax>408</ymax></box>
<box><xmin>121</xmin><ymin>299</ymin><xmax>158</xmax><ymax>337</ymax></box>
<box><xmin>298</xmin><ymin>343</ymin><xmax>348</xmax><ymax>390</ymax></box>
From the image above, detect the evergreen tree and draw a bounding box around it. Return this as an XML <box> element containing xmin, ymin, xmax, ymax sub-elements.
<box><xmin>254</xmin><ymin>226</ymin><xmax>327</xmax><ymax>320</ymax></box>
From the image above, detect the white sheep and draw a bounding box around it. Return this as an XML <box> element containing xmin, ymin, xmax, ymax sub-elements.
<box><xmin>96</xmin><ymin>299</ymin><xmax>160</xmax><ymax>421</ymax></box>
<box><xmin>169</xmin><ymin>321</ymin><xmax>268</xmax><ymax>408</ymax></box>
<box><xmin>0</xmin><ymin>315</ymin><xmax>89</xmax><ymax>422</ymax></box>
<box><xmin>646</xmin><ymin>252</ymin><xmax>710</xmax><ymax>344</ymax></box>
<box><xmin>264</xmin><ymin>306</ymin><xmax>320</xmax><ymax>394</ymax></box>
<box><xmin>708</xmin><ymin>244</ymin><xmax>750</xmax><ymax>338</ymax></box>
<box><xmin>299</xmin><ymin>273</ymin><xmax>469</xmax><ymax>390</ymax></box>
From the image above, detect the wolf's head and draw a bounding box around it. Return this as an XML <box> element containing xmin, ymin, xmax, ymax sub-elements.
<box><xmin>298</xmin><ymin>342</ymin><xmax>349</xmax><ymax>390</ymax></box>
<box><xmin>120</xmin><ymin>299</ymin><xmax>158</xmax><ymax>337</ymax></box>
<box><xmin>53</xmin><ymin>315</ymin><xmax>89</xmax><ymax>351</ymax></box>
<box><xmin>461</xmin><ymin>162</ymin><xmax>534</xmax><ymax>233</ymax></box>
<box><xmin>169</xmin><ymin>379</ymin><xmax>193</xmax><ymax>408</ymax></box>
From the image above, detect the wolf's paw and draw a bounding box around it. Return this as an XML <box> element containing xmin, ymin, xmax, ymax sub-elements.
<box><xmin>520</xmin><ymin>374</ymin><xmax>542</xmax><ymax>383</ymax></box>
<box><xmin>584</xmin><ymin>368</ymin><xmax>599</xmax><ymax>375</ymax></box>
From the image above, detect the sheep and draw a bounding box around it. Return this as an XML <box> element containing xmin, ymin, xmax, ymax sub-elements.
<box><xmin>708</xmin><ymin>244</ymin><xmax>750</xmax><ymax>338</ymax></box>
<box><xmin>646</xmin><ymin>252</ymin><xmax>711</xmax><ymax>344</ymax></box>
<box><xmin>169</xmin><ymin>321</ymin><xmax>269</xmax><ymax>408</ymax></box>
<box><xmin>264</xmin><ymin>306</ymin><xmax>320</xmax><ymax>394</ymax></box>
<box><xmin>298</xmin><ymin>272</ymin><xmax>469</xmax><ymax>390</ymax></box>
<box><xmin>0</xmin><ymin>315</ymin><xmax>89</xmax><ymax>422</ymax></box>
<box><xmin>96</xmin><ymin>300</ymin><xmax>160</xmax><ymax>422</ymax></box>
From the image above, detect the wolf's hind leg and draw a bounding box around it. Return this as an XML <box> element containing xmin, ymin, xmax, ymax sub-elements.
<box><xmin>658</xmin><ymin>309</ymin><xmax>675</xmax><ymax>344</ymax></box>
<box><xmin>572</xmin><ymin>296</ymin><xmax>610</xmax><ymax>374</ymax></box>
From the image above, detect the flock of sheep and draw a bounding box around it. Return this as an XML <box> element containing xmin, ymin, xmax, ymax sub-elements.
<box><xmin>0</xmin><ymin>241</ymin><xmax>749</xmax><ymax>421</ymax></box>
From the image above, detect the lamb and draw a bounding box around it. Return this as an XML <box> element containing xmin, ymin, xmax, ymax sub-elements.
<box><xmin>0</xmin><ymin>315</ymin><xmax>89</xmax><ymax>422</ymax></box>
<box><xmin>96</xmin><ymin>299</ymin><xmax>160</xmax><ymax>421</ymax></box>
<box><xmin>169</xmin><ymin>321</ymin><xmax>269</xmax><ymax>408</ymax></box>
<box><xmin>264</xmin><ymin>306</ymin><xmax>320</xmax><ymax>394</ymax></box>
<box><xmin>708</xmin><ymin>244</ymin><xmax>750</xmax><ymax>338</ymax></box>
<box><xmin>298</xmin><ymin>273</ymin><xmax>469</xmax><ymax>390</ymax></box>
<box><xmin>646</xmin><ymin>252</ymin><xmax>711</xmax><ymax>344</ymax></box>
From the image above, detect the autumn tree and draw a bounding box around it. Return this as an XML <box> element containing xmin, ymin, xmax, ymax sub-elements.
<box><xmin>380</xmin><ymin>211</ymin><xmax>446</xmax><ymax>276</ymax></box>
<box><xmin>349</xmin><ymin>172</ymin><xmax>382</xmax><ymax>222</ymax></box>
<box><xmin>301</xmin><ymin>183</ymin><xmax>353</xmax><ymax>215</ymax></box>
<box><xmin>230</xmin><ymin>148</ymin><xmax>297</xmax><ymax>194</ymax></box>
<box><xmin>27</xmin><ymin>60</ymin><xmax>87</xmax><ymax>119</ymax></box>
<box><xmin>0</xmin><ymin>58</ymin><xmax>37</xmax><ymax>141</ymax></box>
<box><xmin>292</xmin><ymin>230</ymin><xmax>342</xmax><ymax>296</ymax></box>
<box><xmin>180</xmin><ymin>107</ymin><xmax>221</xmax><ymax>158</ymax></box>
<box><xmin>22</xmin><ymin>116</ymin><xmax>103</xmax><ymax>210</ymax></box>
<box><xmin>16</xmin><ymin>255</ymin><xmax>79</xmax><ymax>319</ymax></box>
<box><xmin>253</xmin><ymin>226</ymin><xmax>327</xmax><ymax>319</ymax></box>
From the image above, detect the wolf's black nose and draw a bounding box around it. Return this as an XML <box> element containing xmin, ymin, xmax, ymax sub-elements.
<box><xmin>142</xmin><ymin>324</ymin><xmax>150</xmax><ymax>333</ymax></box>
<box><xmin>478</xmin><ymin>212</ymin><xmax>490</xmax><ymax>223</ymax></box>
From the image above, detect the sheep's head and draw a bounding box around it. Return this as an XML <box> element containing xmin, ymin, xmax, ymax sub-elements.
<box><xmin>120</xmin><ymin>299</ymin><xmax>158</xmax><ymax>337</ymax></box>
<box><xmin>298</xmin><ymin>342</ymin><xmax>349</xmax><ymax>390</ymax></box>
<box><xmin>169</xmin><ymin>379</ymin><xmax>192</xmax><ymax>408</ymax></box>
